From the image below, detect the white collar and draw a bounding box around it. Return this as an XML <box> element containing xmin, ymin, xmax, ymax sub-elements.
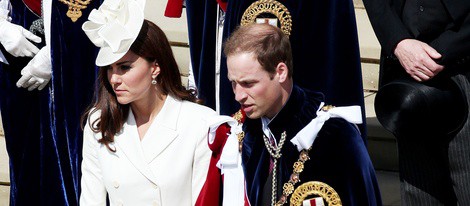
<box><xmin>261</xmin><ymin>116</ymin><xmax>277</xmax><ymax>146</ymax></box>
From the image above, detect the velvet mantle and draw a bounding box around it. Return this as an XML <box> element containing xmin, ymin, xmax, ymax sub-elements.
<box><xmin>0</xmin><ymin>1</ymin><xmax>100</xmax><ymax>205</ymax></box>
<box><xmin>241</xmin><ymin>85</ymin><xmax>381</xmax><ymax>205</ymax></box>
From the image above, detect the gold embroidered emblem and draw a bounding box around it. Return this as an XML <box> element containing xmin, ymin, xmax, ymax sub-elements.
<box><xmin>240</xmin><ymin>0</ymin><xmax>293</xmax><ymax>36</ymax></box>
<box><xmin>233</xmin><ymin>109</ymin><xmax>244</xmax><ymax>122</ymax></box>
<box><xmin>233</xmin><ymin>109</ymin><xmax>245</xmax><ymax>151</ymax></box>
<box><xmin>275</xmin><ymin>148</ymin><xmax>310</xmax><ymax>205</ymax></box>
<box><xmin>293</xmin><ymin>161</ymin><xmax>304</xmax><ymax>173</ymax></box>
<box><xmin>290</xmin><ymin>181</ymin><xmax>342</xmax><ymax>206</ymax></box>
<box><xmin>283</xmin><ymin>182</ymin><xmax>295</xmax><ymax>195</ymax></box>
<box><xmin>59</xmin><ymin>0</ymin><xmax>93</xmax><ymax>22</ymax></box>
<box><xmin>321</xmin><ymin>105</ymin><xmax>335</xmax><ymax>112</ymax></box>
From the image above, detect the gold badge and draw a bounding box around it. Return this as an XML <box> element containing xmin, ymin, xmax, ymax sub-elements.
<box><xmin>59</xmin><ymin>0</ymin><xmax>93</xmax><ymax>22</ymax></box>
<box><xmin>240</xmin><ymin>0</ymin><xmax>292</xmax><ymax>36</ymax></box>
<box><xmin>290</xmin><ymin>181</ymin><xmax>342</xmax><ymax>206</ymax></box>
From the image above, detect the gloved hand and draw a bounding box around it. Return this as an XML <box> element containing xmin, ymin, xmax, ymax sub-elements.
<box><xmin>16</xmin><ymin>46</ymin><xmax>52</xmax><ymax>91</ymax></box>
<box><xmin>0</xmin><ymin>19</ymin><xmax>41</xmax><ymax>57</ymax></box>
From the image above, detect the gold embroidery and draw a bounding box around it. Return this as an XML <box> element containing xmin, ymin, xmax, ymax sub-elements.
<box><xmin>240</xmin><ymin>0</ymin><xmax>292</xmax><ymax>36</ymax></box>
<box><xmin>293</xmin><ymin>161</ymin><xmax>304</xmax><ymax>173</ymax></box>
<box><xmin>233</xmin><ymin>109</ymin><xmax>245</xmax><ymax>151</ymax></box>
<box><xmin>290</xmin><ymin>181</ymin><xmax>342</xmax><ymax>206</ymax></box>
<box><xmin>275</xmin><ymin>148</ymin><xmax>310</xmax><ymax>206</ymax></box>
<box><xmin>283</xmin><ymin>182</ymin><xmax>294</xmax><ymax>195</ymax></box>
<box><xmin>58</xmin><ymin>0</ymin><xmax>92</xmax><ymax>22</ymax></box>
<box><xmin>233</xmin><ymin>109</ymin><xmax>244</xmax><ymax>122</ymax></box>
<box><xmin>322</xmin><ymin>105</ymin><xmax>335</xmax><ymax>111</ymax></box>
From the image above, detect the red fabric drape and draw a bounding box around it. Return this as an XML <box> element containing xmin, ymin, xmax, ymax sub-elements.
<box><xmin>22</xmin><ymin>0</ymin><xmax>41</xmax><ymax>16</ymax></box>
<box><xmin>164</xmin><ymin>0</ymin><xmax>227</xmax><ymax>18</ymax></box>
<box><xmin>195</xmin><ymin>123</ymin><xmax>230</xmax><ymax>206</ymax></box>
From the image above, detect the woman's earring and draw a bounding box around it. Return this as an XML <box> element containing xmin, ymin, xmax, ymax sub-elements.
<box><xmin>151</xmin><ymin>78</ymin><xmax>157</xmax><ymax>85</ymax></box>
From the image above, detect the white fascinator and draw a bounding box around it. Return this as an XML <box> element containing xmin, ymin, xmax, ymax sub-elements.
<box><xmin>82</xmin><ymin>0</ymin><xmax>144</xmax><ymax>66</ymax></box>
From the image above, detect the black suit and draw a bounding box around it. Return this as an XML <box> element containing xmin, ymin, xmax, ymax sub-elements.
<box><xmin>363</xmin><ymin>0</ymin><xmax>470</xmax><ymax>205</ymax></box>
<box><xmin>364</xmin><ymin>0</ymin><xmax>470</xmax><ymax>85</ymax></box>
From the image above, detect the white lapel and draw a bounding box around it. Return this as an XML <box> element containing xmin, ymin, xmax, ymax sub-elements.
<box><xmin>114</xmin><ymin>110</ymin><xmax>159</xmax><ymax>185</ymax></box>
<box><xmin>141</xmin><ymin>95</ymin><xmax>180</xmax><ymax>163</ymax></box>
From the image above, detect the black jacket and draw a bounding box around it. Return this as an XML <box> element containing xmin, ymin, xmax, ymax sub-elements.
<box><xmin>363</xmin><ymin>0</ymin><xmax>470</xmax><ymax>86</ymax></box>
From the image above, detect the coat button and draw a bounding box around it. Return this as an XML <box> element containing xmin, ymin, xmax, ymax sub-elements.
<box><xmin>419</xmin><ymin>5</ymin><xmax>424</xmax><ymax>12</ymax></box>
<box><xmin>152</xmin><ymin>201</ymin><xmax>158</xmax><ymax>206</ymax></box>
<box><xmin>152</xmin><ymin>184</ymin><xmax>158</xmax><ymax>189</ymax></box>
<box><xmin>113</xmin><ymin>181</ymin><xmax>120</xmax><ymax>188</ymax></box>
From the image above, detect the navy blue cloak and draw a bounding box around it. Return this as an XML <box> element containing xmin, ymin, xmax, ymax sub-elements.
<box><xmin>0</xmin><ymin>1</ymin><xmax>100</xmax><ymax>205</ymax></box>
<box><xmin>241</xmin><ymin>85</ymin><xmax>382</xmax><ymax>205</ymax></box>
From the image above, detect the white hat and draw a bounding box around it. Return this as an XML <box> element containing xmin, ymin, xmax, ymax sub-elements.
<box><xmin>82</xmin><ymin>0</ymin><xmax>144</xmax><ymax>66</ymax></box>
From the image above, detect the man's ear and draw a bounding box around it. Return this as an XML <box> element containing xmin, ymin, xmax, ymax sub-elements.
<box><xmin>151</xmin><ymin>62</ymin><xmax>160</xmax><ymax>79</ymax></box>
<box><xmin>275</xmin><ymin>62</ymin><xmax>288</xmax><ymax>83</ymax></box>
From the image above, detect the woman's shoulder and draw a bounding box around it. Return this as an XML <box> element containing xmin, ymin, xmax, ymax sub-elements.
<box><xmin>180</xmin><ymin>100</ymin><xmax>217</xmax><ymax>116</ymax></box>
<box><xmin>83</xmin><ymin>108</ymin><xmax>103</xmax><ymax>140</ymax></box>
<box><xmin>86</xmin><ymin>107</ymin><xmax>102</xmax><ymax>123</ymax></box>
<box><xmin>83</xmin><ymin>108</ymin><xmax>102</xmax><ymax>133</ymax></box>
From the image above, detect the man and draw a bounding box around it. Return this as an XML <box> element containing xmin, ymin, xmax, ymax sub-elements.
<box><xmin>183</xmin><ymin>0</ymin><xmax>367</xmax><ymax>141</ymax></box>
<box><xmin>363</xmin><ymin>0</ymin><xmax>470</xmax><ymax>204</ymax></box>
<box><xmin>0</xmin><ymin>0</ymin><xmax>100</xmax><ymax>205</ymax></box>
<box><xmin>223</xmin><ymin>23</ymin><xmax>381</xmax><ymax>206</ymax></box>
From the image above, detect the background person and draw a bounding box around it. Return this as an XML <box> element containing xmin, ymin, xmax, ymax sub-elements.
<box><xmin>363</xmin><ymin>0</ymin><xmax>470</xmax><ymax>204</ymax></box>
<box><xmin>0</xmin><ymin>0</ymin><xmax>101</xmax><ymax>204</ymax></box>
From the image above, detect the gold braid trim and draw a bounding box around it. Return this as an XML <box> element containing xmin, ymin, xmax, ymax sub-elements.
<box><xmin>290</xmin><ymin>181</ymin><xmax>342</xmax><ymax>206</ymax></box>
<box><xmin>240</xmin><ymin>0</ymin><xmax>292</xmax><ymax>36</ymax></box>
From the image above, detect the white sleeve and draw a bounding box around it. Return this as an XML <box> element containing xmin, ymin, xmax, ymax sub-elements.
<box><xmin>191</xmin><ymin>120</ymin><xmax>212</xmax><ymax>205</ymax></box>
<box><xmin>0</xmin><ymin>0</ymin><xmax>10</xmax><ymax>21</ymax></box>
<box><xmin>0</xmin><ymin>0</ymin><xmax>10</xmax><ymax>63</ymax></box>
<box><xmin>43</xmin><ymin>0</ymin><xmax>51</xmax><ymax>46</ymax></box>
<box><xmin>80</xmin><ymin>118</ymin><xmax>107</xmax><ymax>206</ymax></box>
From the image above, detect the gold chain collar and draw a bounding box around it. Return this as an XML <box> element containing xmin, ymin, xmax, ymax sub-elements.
<box><xmin>233</xmin><ymin>105</ymin><xmax>338</xmax><ymax>205</ymax></box>
<box><xmin>275</xmin><ymin>105</ymin><xmax>336</xmax><ymax>205</ymax></box>
<box><xmin>263</xmin><ymin>130</ymin><xmax>312</xmax><ymax>206</ymax></box>
<box><xmin>233</xmin><ymin>108</ymin><xmax>313</xmax><ymax>205</ymax></box>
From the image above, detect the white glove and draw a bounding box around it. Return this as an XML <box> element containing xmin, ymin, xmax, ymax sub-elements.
<box><xmin>0</xmin><ymin>19</ymin><xmax>41</xmax><ymax>57</ymax></box>
<box><xmin>16</xmin><ymin>46</ymin><xmax>51</xmax><ymax>91</ymax></box>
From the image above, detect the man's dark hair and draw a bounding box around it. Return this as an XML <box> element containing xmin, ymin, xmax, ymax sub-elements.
<box><xmin>224</xmin><ymin>23</ymin><xmax>293</xmax><ymax>78</ymax></box>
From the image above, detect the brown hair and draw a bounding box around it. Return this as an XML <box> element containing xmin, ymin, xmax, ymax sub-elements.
<box><xmin>82</xmin><ymin>20</ymin><xmax>201</xmax><ymax>151</ymax></box>
<box><xmin>224</xmin><ymin>23</ymin><xmax>293</xmax><ymax>78</ymax></box>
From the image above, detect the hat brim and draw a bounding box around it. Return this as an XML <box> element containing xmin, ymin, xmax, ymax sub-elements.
<box><xmin>375</xmin><ymin>77</ymin><xmax>467</xmax><ymax>138</ymax></box>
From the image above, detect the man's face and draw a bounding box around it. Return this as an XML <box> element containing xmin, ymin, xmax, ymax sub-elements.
<box><xmin>227</xmin><ymin>52</ymin><xmax>284</xmax><ymax>119</ymax></box>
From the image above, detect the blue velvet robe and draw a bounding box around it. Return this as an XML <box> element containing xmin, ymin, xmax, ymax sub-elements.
<box><xmin>186</xmin><ymin>0</ymin><xmax>367</xmax><ymax>139</ymax></box>
<box><xmin>241</xmin><ymin>85</ymin><xmax>382</xmax><ymax>205</ymax></box>
<box><xmin>0</xmin><ymin>1</ymin><xmax>100</xmax><ymax>205</ymax></box>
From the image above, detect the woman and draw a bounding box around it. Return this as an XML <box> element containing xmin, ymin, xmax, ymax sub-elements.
<box><xmin>79</xmin><ymin>1</ymin><xmax>215</xmax><ymax>205</ymax></box>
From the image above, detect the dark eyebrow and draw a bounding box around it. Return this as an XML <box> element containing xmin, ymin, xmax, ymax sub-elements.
<box><xmin>100</xmin><ymin>65</ymin><xmax>110</xmax><ymax>70</ymax></box>
<box><xmin>116</xmin><ymin>61</ymin><xmax>132</xmax><ymax>66</ymax></box>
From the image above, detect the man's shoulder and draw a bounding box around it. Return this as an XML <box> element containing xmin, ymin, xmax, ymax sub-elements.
<box><xmin>319</xmin><ymin>118</ymin><xmax>362</xmax><ymax>143</ymax></box>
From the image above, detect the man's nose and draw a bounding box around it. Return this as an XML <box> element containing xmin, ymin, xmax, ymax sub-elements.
<box><xmin>234</xmin><ymin>85</ymin><xmax>247</xmax><ymax>102</ymax></box>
